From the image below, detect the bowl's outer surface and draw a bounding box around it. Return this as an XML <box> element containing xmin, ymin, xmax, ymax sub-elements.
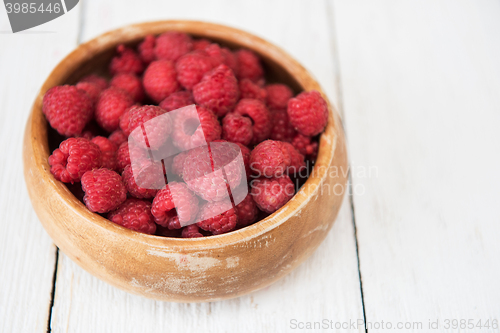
<box><xmin>23</xmin><ymin>21</ymin><xmax>348</xmax><ymax>302</ymax></box>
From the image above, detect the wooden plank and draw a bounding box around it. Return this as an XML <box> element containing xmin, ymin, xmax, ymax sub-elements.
<box><xmin>50</xmin><ymin>0</ymin><xmax>364</xmax><ymax>332</ymax></box>
<box><xmin>0</xmin><ymin>6</ymin><xmax>81</xmax><ymax>333</ymax></box>
<box><xmin>332</xmin><ymin>0</ymin><xmax>500</xmax><ymax>329</ymax></box>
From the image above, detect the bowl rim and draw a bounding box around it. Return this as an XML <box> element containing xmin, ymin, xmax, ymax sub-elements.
<box><xmin>27</xmin><ymin>20</ymin><xmax>340</xmax><ymax>250</ymax></box>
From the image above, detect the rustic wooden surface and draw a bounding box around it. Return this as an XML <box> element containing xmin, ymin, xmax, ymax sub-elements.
<box><xmin>2</xmin><ymin>0</ymin><xmax>500</xmax><ymax>332</ymax></box>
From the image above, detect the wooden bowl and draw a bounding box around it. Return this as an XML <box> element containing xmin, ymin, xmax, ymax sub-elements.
<box><xmin>23</xmin><ymin>21</ymin><xmax>348</xmax><ymax>302</ymax></box>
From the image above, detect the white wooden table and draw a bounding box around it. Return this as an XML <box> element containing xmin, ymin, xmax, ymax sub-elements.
<box><xmin>1</xmin><ymin>1</ymin><xmax>500</xmax><ymax>332</ymax></box>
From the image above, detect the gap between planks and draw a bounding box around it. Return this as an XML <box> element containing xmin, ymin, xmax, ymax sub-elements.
<box><xmin>325</xmin><ymin>0</ymin><xmax>368</xmax><ymax>332</ymax></box>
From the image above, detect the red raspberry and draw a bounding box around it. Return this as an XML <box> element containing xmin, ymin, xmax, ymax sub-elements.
<box><xmin>109</xmin><ymin>44</ymin><xmax>144</xmax><ymax>76</ymax></box>
<box><xmin>175</xmin><ymin>50</ymin><xmax>214</xmax><ymax>90</ymax></box>
<box><xmin>193</xmin><ymin>64</ymin><xmax>239</xmax><ymax>117</ymax></box>
<box><xmin>239</xmin><ymin>79</ymin><xmax>267</xmax><ymax>103</ymax></box>
<box><xmin>222</xmin><ymin>113</ymin><xmax>253</xmax><ymax>146</ymax></box>
<box><xmin>81</xmin><ymin>169</ymin><xmax>127</xmax><ymax>213</ymax></box>
<box><xmin>118</xmin><ymin>105</ymin><xmax>138</xmax><ymax>136</ymax></box>
<box><xmin>78</xmin><ymin>122</ymin><xmax>99</xmax><ymax>140</ymax></box>
<box><xmin>42</xmin><ymin>85</ymin><xmax>93</xmax><ymax>137</ymax></box>
<box><xmin>287</xmin><ymin>90</ymin><xmax>329</xmax><ymax>136</ymax></box>
<box><xmin>233</xmin><ymin>98</ymin><xmax>272</xmax><ymax>144</ymax></box>
<box><xmin>235</xmin><ymin>49</ymin><xmax>264</xmax><ymax>83</ymax></box>
<box><xmin>182</xmin><ymin>225</ymin><xmax>204</xmax><ymax>238</ymax></box>
<box><xmin>126</xmin><ymin>105</ymin><xmax>172</xmax><ymax>150</ymax></box>
<box><xmin>95</xmin><ymin>87</ymin><xmax>134</xmax><ymax>132</ymax></box>
<box><xmin>76</xmin><ymin>81</ymin><xmax>101</xmax><ymax>104</ymax></box>
<box><xmin>171</xmin><ymin>105</ymin><xmax>221</xmax><ymax>150</ymax></box>
<box><xmin>266</xmin><ymin>84</ymin><xmax>293</xmax><ymax>111</ymax></box>
<box><xmin>203</xmin><ymin>44</ymin><xmax>238</xmax><ymax>74</ymax></box>
<box><xmin>110</xmin><ymin>73</ymin><xmax>144</xmax><ymax>102</ymax></box>
<box><xmin>235</xmin><ymin>142</ymin><xmax>251</xmax><ymax>180</ymax></box>
<box><xmin>108</xmin><ymin>198</ymin><xmax>156</xmax><ymax>235</ymax></box>
<box><xmin>250</xmin><ymin>174</ymin><xmax>295</xmax><ymax>213</ymax></box>
<box><xmin>108</xmin><ymin>129</ymin><xmax>127</xmax><ymax>146</ymax></box>
<box><xmin>159</xmin><ymin>91</ymin><xmax>194</xmax><ymax>112</ymax></box>
<box><xmin>152</xmin><ymin>182</ymin><xmax>199</xmax><ymax>227</ymax></box>
<box><xmin>79</xmin><ymin>74</ymin><xmax>108</xmax><ymax>91</ymax></box>
<box><xmin>250</xmin><ymin>140</ymin><xmax>291</xmax><ymax>177</ymax></box>
<box><xmin>270</xmin><ymin>109</ymin><xmax>297</xmax><ymax>142</ymax></box>
<box><xmin>91</xmin><ymin>136</ymin><xmax>118</xmax><ymax>171</ymax></box>
<box><xmin>182</xmin><ymin>141</ymin><xmax>243</xmax><ymax>202</ymax></box>
<box><xmin>235</xmin><ymin>193</ymin><xmax>259</xmax><ymax>227</ymax></box>
<box><xmin>292</xmin><ymin>134</ymin><xmax>319</xmax><ymax>160</ymax></box>
<box><xmin>193</xmin><ymin>39</ymin><xmax>211</xmax><ymax>51</ymax></box>
<box><xmin>143</xmin><ymin>60</ymin><xmax>180</xmax><ymax>103</ymax></box>
<box><xmin>282</xmin><ymin>142</ymin><xmax>305</xmax><ymax>175</ymax></box>
<box><xmin>171</xmin><ymin>151</ymin><xmax>188</xmax><ymax>178</ymax></box>
<box><xmin>196</xmin><ymin>199</ymin><xmax>238</xmax><ymax>235</ymax></box>
<box><xmin>122</xmin><ymin>163</ymin><xmax>163</xmax><ymax>199</ymax></box>
<box><xmin>48</xmin><ymin>137</ymin><xmax>101</xmax><ymax>183</ymax></box>
<box><xmin>138</xmin><ymin>35</ymin><xmax>156</xmax><ymax>65</ymax></box>
<box><xmin>154</xmin><ymin>31</ymin><xmax>193</xmax><ymax>61</ymax></box>
<box><xmin>116</xmin><ymin>141</ymin><xmax>148</xmax><ymax>173</ymax></box>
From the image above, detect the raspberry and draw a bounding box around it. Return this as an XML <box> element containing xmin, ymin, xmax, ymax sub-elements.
<box><xmin>250</xmin><ymin>140</ymin><xmax>291</xmax><ymax>177</ymax></box>
<box><xmin>138</xmin><ymin>35</ymin><xmax>156</xmax><ymax>65</ymax></box>
<box><xmin>182</xmin><ymin>141</ymin><xmax>243</xmax><ymax>202</ymax></box>
<box><xmin>222</xmin><ymin>113</ymin><xmax>253</xmax><ymax>146</ymax></box>
<box><xmin>42</xmin><ymin>85</ymin><xmax>93</xmax><ymax>137</ymax></box>
<box><xmin>79</xmin><ymin>74</ymin><xmax>108</xmax><ymax>91</ymax></box>
<box><xmin>109</xmin><ymin>44</ymin><xmax>144</xmax><ymax>75</ymax></box>
<box><xmin>159</xmin><ymin>91</ymin><xmax>194</xmax><ymax>112</ymax></box>
<box><xmin>108</xmin><ymin>129</ymin><xmax>127</xmax><ymax>146</ymax></box>
<box><xmin>78</xmin><ymin>122</ymin><xmax>99</xmax><ymax>140</ymax></box>
<box><xmin>154</xmin><ymin>31</ymin><xmax>193</xmax><ymax>61</ymax></box>
<box><xmin>126</xmin><ymin>105</ymin><xmax>172</xmax><ymax>150</ymax></box>
<box><xmin>151</xmin><ymin>182</ymin><xmax>199</xmax><ymax>227</ymax></box>
<box><xmin>192</xmin><ymin>39</ymin><xmax>211</xmax><ymax>51</ymax></box>
<box><xmin>171</xmin><ymin>151</ymin><xmax>188</xmax><ymax>178</ymax></box>
<box><xmin>233</xmin><ymin>98</ymin><xmax>272</xmax><ymax>145</ymax></box>
<box><xmin>282</xmin><ymin>142</ymin><xmax>305</xmax><ymax>175</ymax></box>
<box><xmin>91</xmin><ymin>136</ymin><xmax>118</xmax><ymax>171</ymax></box>
<box><xmin>171</xmin><ymin>105</ymin><xmax>221</xmax><ymax>150</ymax></box>
<box><xmin>235</xmin><ymin>193</ymin><xmax>259</xmax><ymax>227</ymax></box>
<box><xmin>239</xmin><ymin>79</ymin><xmax>267</xmax><ymax>103</ymax></box>
<box><xmin>287</xmin><ymin>90</ymin><xmax>328</xmax><ymax>136</ymax></box>
<box><xmin>250</xmin><ymin>174</ymin><xmax>295</xmax><ymax>213</ymax></box>
<box><xmin>196</xmin><ymin>199</ymin><xmax>238</xmax><ymax>235</ymax></box>
<box><xmin>81</xmin><ymin>169</ymin><xmax>127</xmax><ymax>213</ymax></box>
<box><xmin>265</xmin><ymin>84</ymin><xmax>293</xmax><ymax>111</ymax></box>
<box><xmin>292</xmin><ymin>133</ymin><xmax>319</xmax><ymax>160</ymax></box>
<box><xmin>48</xmin><ymin>137</ymin><xmax>101</xmax><ymax>183</ymax></box>
<box><xmin>182</xmin><ymin>225</ymin><xmax>204</xmax><ymax>238</ymax></box>
<box><xmin>118</xmin><ymin>105</ymin><xmax>138</xmax><ymax>136</ymax></box>
<box><xmin>235</xmin><ymin>142</ymin><xmax>251</xmax><ymax>180</ymax></box>
<box><xmin>204</xmin><ymin>44</ymin><xmax>238</xmax><ymax>74</ymax></box>
<box><xmin>108</xmin><ymin>198</ymin><xmax>156</xmax><ymax>234</ymax></box>
<box><xmin>235</xmin><ymin>49</ymin><xmax>264</xmax><ymax>83</ymax></box>
<box><xmin>95</xmin><ymin>87</ymin><xmax>134</xmax><ymax>132</ymax></box>
<box><xmin>270</xmin><ymin>109</ymin><xmax>297</xmax><ymax>142</ymax></box>
<box><xmin>193</xmin><ymin>64</ymin><xmax>239</xmax><ymax>117</ymax></box>
<box><xmin>122</xmin><ymin>163</ymin><xmax>163</xmax><ymax>199</ymax></box>
<box><xmin>76</xmin><ymin>81</ymin><xmax>101</xmax><ymax>104</ymax></box>
<box><xmin>175</xmin><ymin>50</ymin><xmax>214</xmax><ymax>90</ymax></box>
<box><xmin>143</xmin><ymin>60</ymin><xmax>180</xmax><ymax>103</ymax></box>
<box><xmin>116</xmin><ymin>141</ymin><xmax>147</xmax><ymax>173</ymax></box>
<box><xmin>110</xmin><ymin>73</ymin><xmax>144</xmax><ymax>102</ymax></box>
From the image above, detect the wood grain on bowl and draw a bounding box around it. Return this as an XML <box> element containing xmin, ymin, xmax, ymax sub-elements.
<box><xmin>23</xmin><ymin>21</ymin><xmax>348</xmax><ymax>302</ymax></box>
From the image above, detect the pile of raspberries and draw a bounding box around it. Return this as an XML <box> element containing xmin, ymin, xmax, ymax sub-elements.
<box><xmin>42</xmin><ymin>31</ymin><xmax>328</xmax><ymax>237</ymax></box>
